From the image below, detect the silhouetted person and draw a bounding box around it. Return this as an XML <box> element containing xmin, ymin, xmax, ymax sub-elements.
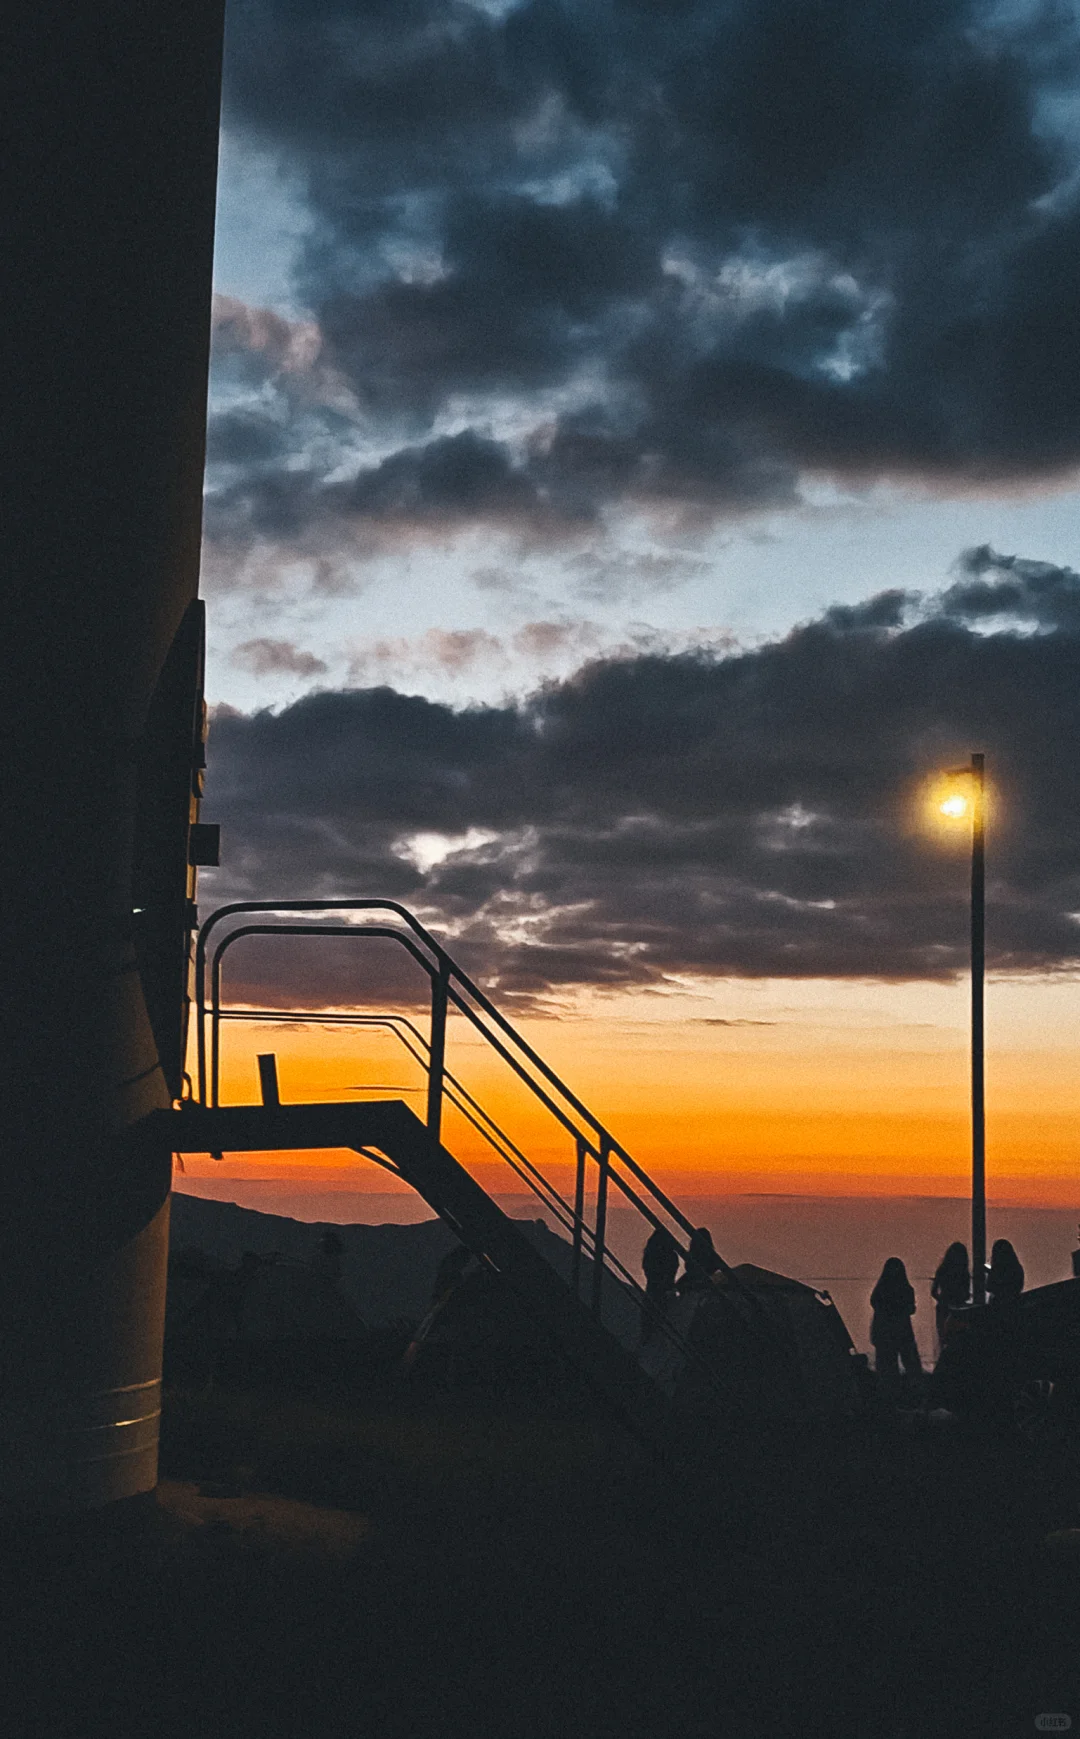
<box><xmin>677</xmin><ymin>1226</ymin><xmax>722</xmax><ymax>1294</ymax></box>
<box><xmin>870</xmin><ymin>1257</ymin><xmax>921</xmax><ymax>1393</ymax></box>
<box><xmin>987</xmin><ymin>1238</ymin><xmax>1024</xmax><ymax>1306</ymax></box>
<box><xmin>931</xmin><ymin>1241</ymin><xmax>970</xmax><ymax>1356</ymax></box>
<box><xmin>642</xmin><ymin>1225</ymin><xmax>679</xmax><ymax>1294</ymax></box>
<box><xmin>640</xmin><ymin>1225</ymin><xmax>679</xmax><ymax>1344</ymax></box>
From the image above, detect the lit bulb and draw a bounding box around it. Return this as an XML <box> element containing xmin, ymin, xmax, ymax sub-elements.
<box><xmin>940</xmin><ymin>794</ymin><xmax>968</xmax><ymax>819</ymax></box>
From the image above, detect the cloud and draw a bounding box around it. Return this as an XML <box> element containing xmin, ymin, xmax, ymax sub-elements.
<box><xmin>346</xmin><ymin>626</ymin><xmax>507</xmax><ymax>683</ymax></box>
<box><xmin>335</xmin><ymin>428</ymin><xmax>591</xmax><ymax>533</ymax></box>
<box><xmin>231</xmin><ymin>638</ymin><xmax>330</xmax><ymax>677</ymax></box>
<box><xmin>512</xmin><ymin>619</ymin><xmax>600</xmax><ymax>659</ymax></box>
<box><xmin>200</xmin><ymin>553</ymin><xmax>1080</xmax><ymax>1006</ymax></box>
<box><xmin>563</xmin><ymin>548</ymin><xmax>712</xmax><ymax>603</ymax></box>
<box><xmin>341</xmin><ymin>618</ymin><xmax>652</xmax><ymax>688</ymax></box>
<box><xmin>941</xmin><ymin>545</ymin><xmax>1080</xmax><ymax>631</ymax></box>
<box><xmin>821</xmin><ymin>590</ymin><xmax>914</xmax><ymax>633</ymax></box>
<box><xmin>204</xmin><ymin>425</ymin><xmax>600</xmax><ymax>554</ymax></box>
<box><xmin>211</xmin><ymin>295</ymin><xmax>325</xmax><ymax>381</ymax></box>
<box><xmin>202</xmin><ymin>0</ymin><xmax>1080</xmax><ymax>562</ymax></box>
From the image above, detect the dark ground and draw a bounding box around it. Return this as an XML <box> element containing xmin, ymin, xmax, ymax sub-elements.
<box><xmin>3</xmin><ymin>1351</ymin><xmax>1079</xmax><ymax>1739</ymax></box>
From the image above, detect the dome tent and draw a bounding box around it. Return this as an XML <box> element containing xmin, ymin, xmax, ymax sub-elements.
<box><xmin>643</xmin><ymin>1264</ymin><xmax>860</xmax><ymax>1423</ymax></box>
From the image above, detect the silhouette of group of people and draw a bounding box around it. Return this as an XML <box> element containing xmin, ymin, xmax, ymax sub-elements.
<box><xmin>638</xmin><ymin>1220</ymin><xmax>1030</xmax><ymax>1396</ymax></box>
<box><xmin>870</xmin><ymin>1237</ymin><xmax>1025</xmax><ymax>1392</ymax></box>
<box><xmin>640</xmin><ymin>1224</ymin><xmax>722</xmax><ymax>1341</ymax></box>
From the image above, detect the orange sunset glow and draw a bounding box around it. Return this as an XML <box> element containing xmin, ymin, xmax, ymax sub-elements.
<box><xmin>180</xmin><ymin>973</ymin><xmax>1080</xmax><ymax>1212</ymax></box>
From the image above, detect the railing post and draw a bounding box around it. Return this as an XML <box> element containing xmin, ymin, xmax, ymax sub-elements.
<box><xmin>196</xmin><ymin>927</ymin><xmax>207</xmax><ymax>1107</ymax></box>
<box><xmin>571</xmin><ymin>1135</ymin><xmax>586</xmax><ymax>1299</ymax></box>
<box><xmin>590</xmin><ymin>1137</ymin><xmax>610</xmax><ymax>1320</ymax></box>
<box><xmin>210</xmin><ymin>958</ymin><xmax>221</xmax><ymax>1108</ymax></box>
<box><xmin>427</xmin><ymin>960</ymin><xmax>449</xmax><ymax>1142</ymax></box>
<box><xmin>257</xmin><ymin>1054</ymin><xmax>280</xmax><ymax>1107</ymax></box>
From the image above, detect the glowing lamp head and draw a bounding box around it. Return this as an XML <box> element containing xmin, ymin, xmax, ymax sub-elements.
<box><xmin>939</xmin><ymin>793</ymin><xmax>969</xmax><ymax>819</ymax></box>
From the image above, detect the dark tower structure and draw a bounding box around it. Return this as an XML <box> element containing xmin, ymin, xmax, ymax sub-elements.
<box><xmin>1</xmin><ymin>5</ymin><xmax>225</xmax><ymax>1508</ymax></box>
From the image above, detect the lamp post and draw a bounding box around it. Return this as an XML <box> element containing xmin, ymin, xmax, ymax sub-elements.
<box><xmin>939</xmin><ymin>753</ymin><xmax>986</xmax><ymax>1306</ymax></box>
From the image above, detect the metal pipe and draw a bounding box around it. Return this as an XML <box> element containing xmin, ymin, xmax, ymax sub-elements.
<box><xmin>571</xmin><ymin>1137</ymin><xmax>587</xmax><ymax>1299</ymax></box>
<box><xmin>591</xmin><ymin>1139</ymin><xmax>611</xmax><ymax>1320</ymax></box>
<box><xmin>427</xmin><ymin>964</ymin><xmax>449</xmax><ymax>1142</ymax></box>
<box><xmin>970</xmin><ymin>752</ymin><xmax>987</xmax><ymax>1307</ymax></box>
<box><xmin>208</xmin><ymin>921</ymin><xmax>436</xmax><ymax>1106</ymax></box>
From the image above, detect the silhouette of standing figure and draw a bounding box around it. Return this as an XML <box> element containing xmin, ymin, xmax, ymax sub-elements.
<box><xmin>640</xmin><ymin>1225</ymin><xmax>679</xmax><ymax>1344</ymax></box>
<box><xmin>931</xmin><ymin>1241</ymin><xmax>970</xmax><ymax>1358</ymax></box>
<box><xmin>987</xmin><ymin>1238</ymin><xmax>1024</xmax><ymax>1306</ymax></box>
<box><xmin>677</xmin><ymin>1226</ymin><xmax>722</xmax><ymax>1294</ymax></box>
<box><xmin>870</xmin><ymin>1257</ymin><xmax>922</xmax><ymax>1394</ymax></box>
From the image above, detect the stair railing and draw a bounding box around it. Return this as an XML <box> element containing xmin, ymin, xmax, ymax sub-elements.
<box><xmin>215</xmin><ymin>1002</ymin><xmax>605</xmax><ymax>1266</ymax></box>
<box><xmin>194</xmin><ymin>899</ymin><xmax>792</xmax><ymax>1372</ymax></box>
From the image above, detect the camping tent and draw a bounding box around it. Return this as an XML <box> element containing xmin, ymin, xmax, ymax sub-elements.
<box><xmin>642</xmin><ymin>1264</ymin><xmax>861</xmax><ymax>1423</ymax></box>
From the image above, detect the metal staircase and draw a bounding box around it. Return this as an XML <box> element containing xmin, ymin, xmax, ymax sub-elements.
<box><xmin>146</xmin><ymin>899</ymin><xmax>792</xmax><ymax>1453</ymax></box>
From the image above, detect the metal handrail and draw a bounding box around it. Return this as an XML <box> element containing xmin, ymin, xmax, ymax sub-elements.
<box><xmin>216</xmin><ymin>1006</ymin><xmax>613</xmax><ymax>1268</ymax></box>
<box><xmin>205</xmin><ymin>918</ymin><xmax>695</xmax><ymax>1278</ymax></box>
<box><xmin>207</xmin><ymin>930</ymin><xmax>659</xmax><ymax>1288</ymax></box>
<box><xmin>200</xmin><ymin>911</ymin><xmax>695</xmax><ymax>1252</ymax></box>
<box><xmin>219</xmin><ymin>1007</ymin><xmax>576</xmax><ymax>1227</ymax></box>
<box><xmin>194</xmin><ymin>899</ymin><xmax>791</xmax><ymax>1372</ymax></box>
<box><xmin>209</xmin><ymin>922</ymin><xmax>632</xmax><ymax>1223</ymax></box>
<box><xmin>209</xmin><ymin>924</ymin><xmax>435</xmax><ymax>1107</ymax></box>
<box><xmin>206</xmin><ymin>1009</ymin><xmax>711</xmax><ymax>1372</ymax></box>
<box><xmin>197</xmin><ymin>900</ymin><xmax>702</xmax><ymax>1242</ymax></box>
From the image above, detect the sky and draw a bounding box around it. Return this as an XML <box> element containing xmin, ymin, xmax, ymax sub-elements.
<box><xmin>188</xmin><ymin>0</ymin><xmax>1080</xmax><ymax>1217</ymax></box>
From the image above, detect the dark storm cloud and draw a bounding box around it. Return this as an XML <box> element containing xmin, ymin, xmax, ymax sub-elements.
<box><xmin>200</xmin><ymin>554</ymin><xmax>1080</xmax><ymax>1006</ymax></box>
<box><xmin>312</xmin><ymin>193</ymin><xmax>659</xmax><ymax>421</ymax></box>
<box><xmin>941</xmin><ymin>545</ymin><xmax>1080</xmax><ymax>631</ymax></box>
<box><xmin>204</xmin><ymin>424</ymin><xmax>599</xmax><ymax>547</ymax></box>
<box><xmin>335</xmin><ymin>428</ymin><xmax>598</xmax><ymax>534</ymax></box>
<box><xmin>206</xmin><ymin>409</ymin><xmax>293</xmax><ymax>467</ymax></box>
<box><xmin>204</xmin><ymin>0</ymin><xmax>1080</xmax><ymax>551</ymax></box>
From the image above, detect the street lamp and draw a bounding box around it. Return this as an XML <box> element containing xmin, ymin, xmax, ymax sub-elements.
<box><xmin>937</xmin><ymin>753</ymin><xmax>987</xmax><ymax>1306</ymax></box>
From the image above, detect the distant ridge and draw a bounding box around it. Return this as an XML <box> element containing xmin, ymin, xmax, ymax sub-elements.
<box><xmin>170</xmin><ymin>1192</ymin><xmax>575</xmax><ymax>1329</ymax></box>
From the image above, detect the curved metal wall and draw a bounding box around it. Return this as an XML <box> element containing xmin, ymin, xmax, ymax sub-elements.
<box><xmin>0</xmin><ymin>3</ymin><xmax>225</xmax><ymax>1510</ymax></box>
